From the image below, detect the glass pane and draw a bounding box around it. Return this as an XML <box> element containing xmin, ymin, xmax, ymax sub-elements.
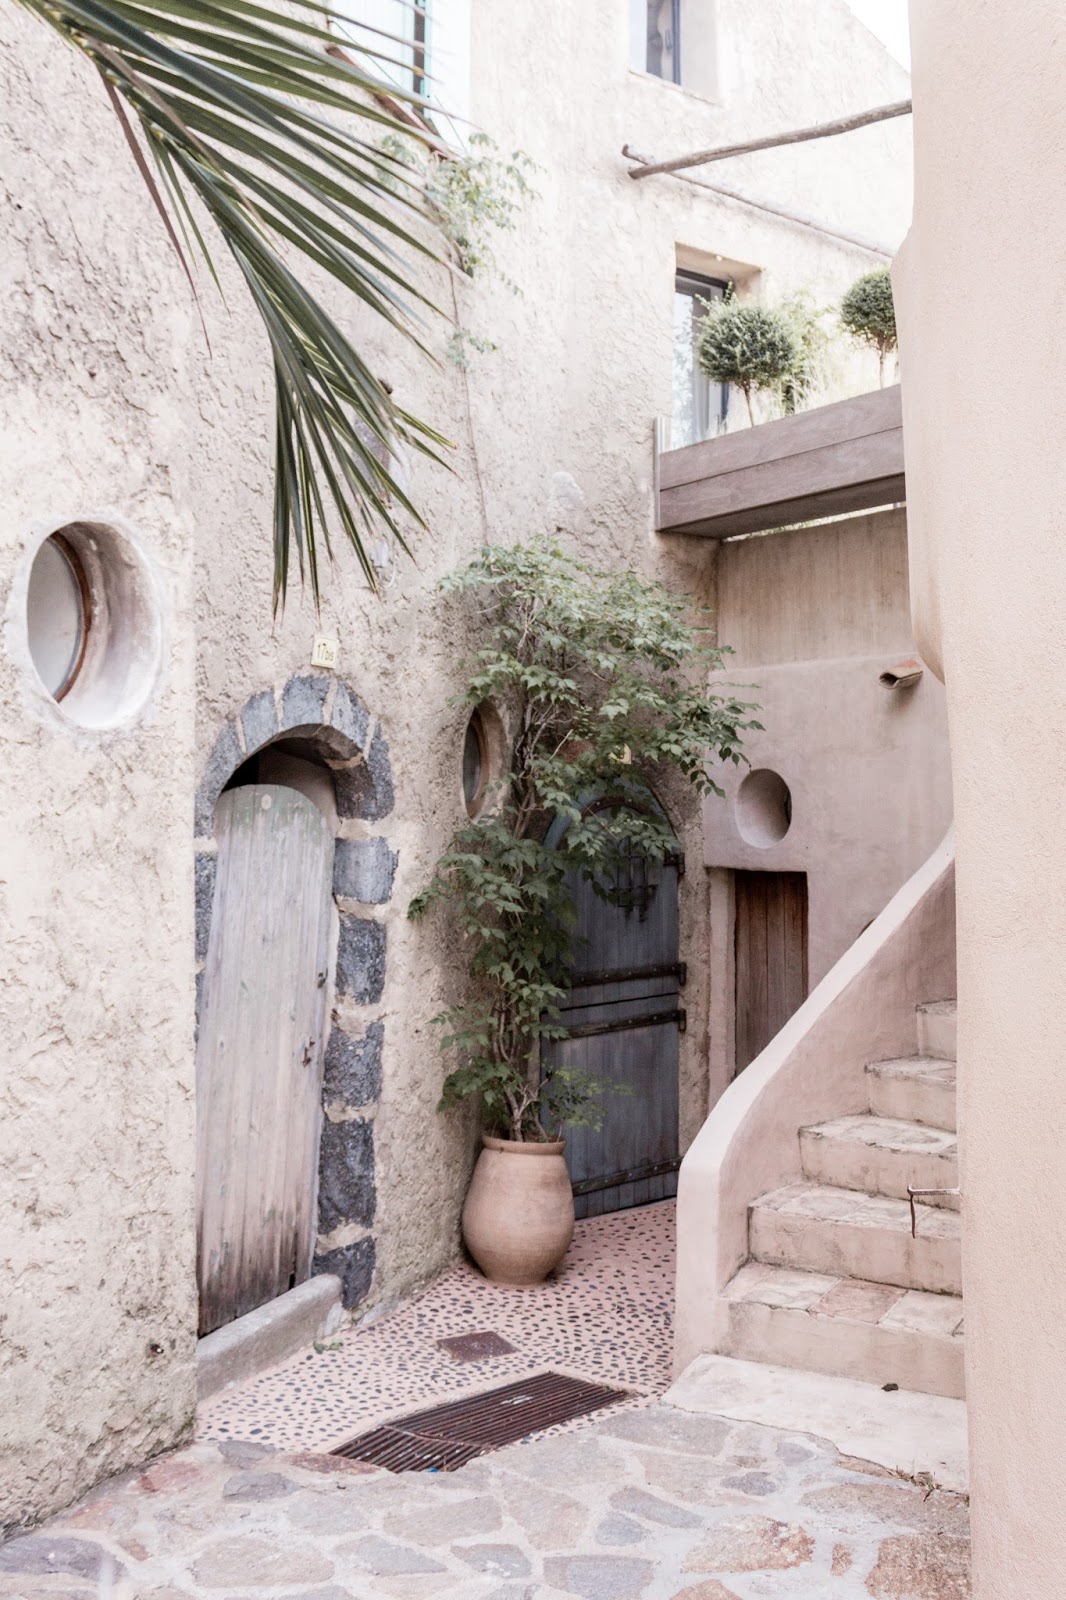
<box><xmin>645</xmin><ymin>0</ymin><xmax>679</xmax><ymax>82</ymax></box>
<box><xmin>27</xmin><ymin>536</ymin><xmax>85</xmax><ymax>697</ymax></box>
<box><xmin>333</xmin><ymin>0</ymin><xmax>419</xmax><ymax>92</ymax></box>
<box><xmin>671</xmin><ymin>275</ymin><xmax>729</xmax><ymax>450</ymax></box>
<box><xmin>463</xmin><ymin>715</ymin><xmax>483</xmax><ymax>811</ymax></box>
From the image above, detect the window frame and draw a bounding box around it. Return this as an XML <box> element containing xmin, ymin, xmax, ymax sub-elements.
<box><xmin>672</xmin><ymin>269</ymin><xmax>731</xmax><ymax>449</ymax></box>
<box><xmin>462</xmin><ymin>707</ymin><xmax>489</xmax><ymax>817</ymax></box>
<box><xmin>28</xmin><ymin>532</ymin><xmax>92</xmax><ymax>703</ymax></box>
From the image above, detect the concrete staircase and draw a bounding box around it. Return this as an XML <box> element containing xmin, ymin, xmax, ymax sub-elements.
<box><xmin>714</xmin><ymin>1000</ymin><xmax>963</xmax><ymax>1399</ymax></box>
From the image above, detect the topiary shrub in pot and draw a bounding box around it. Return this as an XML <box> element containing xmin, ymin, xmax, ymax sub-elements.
<box><xmin>409</xmin><ymin>538</ymin><xmax>758</xmax><ymax>1285</ymax></box>
<box><xmin>840</xmin><ymin>266</ymin><xmax>897</xmax><ymax>386</ymax></box>
<box><xmin>696</xmin><ymin>295</ymin><xmax>801</xmax><ymax>426</ymax></box>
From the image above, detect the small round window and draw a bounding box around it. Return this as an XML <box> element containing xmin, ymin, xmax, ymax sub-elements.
<box><xmin>18</xmin><ymin>518</ymin><xmax>164</xmax><ymax>729</ymax></box>
<box><xmin>463</xmin><ymin>709</ymin><xmax>488</xmax><ymax>816</ymax></box>
<box><xmin>27</xmin><ymin>534</ymin><xmax>89</xmax><ymax>701</ymax></box>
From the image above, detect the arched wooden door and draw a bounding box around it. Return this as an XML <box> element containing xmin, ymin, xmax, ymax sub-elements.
<box><xmin>544</xmin><ymin>814</ymin><xmax>684</xmax><ymax>1218</ymax></box>
<box><xmin>196</xmin><ymin>785</ymin><xmax>335</xmax><ymax>1334</ymax></box>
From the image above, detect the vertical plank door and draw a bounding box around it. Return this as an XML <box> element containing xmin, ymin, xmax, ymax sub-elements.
<box><xmin>545</xmin><ymin>841</ymin><xmax>684</xmax><ymax>1218</ymax></box>
<box><xmin>196</xmin><ymin>785</ymin><xmax>335</xmax><ymax>1335</ymax></box>
<box><xmin>734</xmin><ymin>869</ymin><xmax>808</xmax><ymax>1073</ymax></box>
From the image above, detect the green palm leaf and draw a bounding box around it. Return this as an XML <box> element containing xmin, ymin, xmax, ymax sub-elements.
<box><xmin>17</xmin><ymin>0</ymin><xmax>453</xmax><ymax>607</ymax></box>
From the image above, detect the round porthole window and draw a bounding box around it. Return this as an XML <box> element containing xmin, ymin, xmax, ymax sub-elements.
<box><xmin>19</xmin><ymin>519</ymin><xmax>164</xmax><ymax>729</ymax></box>
<box><xmin>26</xmin><ymin>534</ymin><xmax>89</xmax><ymax>701</ymax></box>
<box><xmin>463</xmin><ymin>708</ymin><xmax>488</xmax><ymax>816</ymax></box>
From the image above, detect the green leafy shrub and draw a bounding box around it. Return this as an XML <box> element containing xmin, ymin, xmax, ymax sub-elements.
<box><xmin>840</xmin><ymin>267</ymin><xmax>897</xmax><ymax>385</ymax></box>
<box><xmin>382</xmin><ymin>132</ymin><xmax>536</xmax><ymax>365</ymax></box>
<box><xmin>777</xmin><ymin>292</ymin><xmax>834</xmax><ymax>415</ymax></box>
<box><xmin>409</xmin><ymin>539</ymin><xmax>758</xmax><ymax>1141</ymax></box>
<box><xmin>696</xmin><ymin>298</ymin><xmax>800</xmax><ymax>425</ymax></box>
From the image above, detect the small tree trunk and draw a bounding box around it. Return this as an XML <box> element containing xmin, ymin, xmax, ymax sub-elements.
<box><xmin>743</xmin><ymin>385</ymin><xmax>755</xmax><ymax>426</ymax></box>
<box><xmin>878</xmin><ymin>348</ymin><xmax>886</xmax><ymax>388</ymax></box>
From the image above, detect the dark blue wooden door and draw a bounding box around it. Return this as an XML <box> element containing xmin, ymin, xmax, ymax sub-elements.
<box><xmin>544</xmin><ymin>825</ymin><xmax>684</xmax><ymax>1218</ymax></box>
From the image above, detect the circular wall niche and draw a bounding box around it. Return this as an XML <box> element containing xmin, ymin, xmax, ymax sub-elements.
<box><xmin>23</xmin><ymin>519</ymin><xmax>164</xmax><ymax>729</ymax></box>
<box><xmin>461</xmin><ymin>701</ymin><xmax>506</xmax><ymax>817</ymax></box>
<box><xmin>735</xmin><ymin>768</ymin><xmax>793</xmax><ymax>848</ymax></box>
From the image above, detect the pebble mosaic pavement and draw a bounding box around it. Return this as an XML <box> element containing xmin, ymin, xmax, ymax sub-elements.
<box><xmin>198</xmin><ymin>1203</ymin><xmax>677</xmax><ymax>1453</ymax></box>
<box><xmin>0</xmin><ymin>1201</ymin><xmax>971</xmax><ymax>1597</ymax></box>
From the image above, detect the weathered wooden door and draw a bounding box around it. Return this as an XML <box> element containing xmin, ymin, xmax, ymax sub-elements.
<box><xmin>734</xmin><ymin>870</ymin><xmax>808</xmax><ymax>1073</ymax></box>
<box><xmin>545</xmin><ymin>834</ymin><xmax>684</xmax><ymax>1219</ymax></box>
<box><xmin>196</xmin><ymin>785</ymin><xmax>335</xmax><ymax>1335</ymax></box>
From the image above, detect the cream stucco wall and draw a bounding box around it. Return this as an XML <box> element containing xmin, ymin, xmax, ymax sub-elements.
<box><xmin>894</xmin><ymin>2</ymin><xmax>1066</xmax><ymax>1591</ymax></box>
<box><xmin>0</xmin><ymin>9</ymin><xmax>197</xmax><ymax>1528</ymax></box>
<box><xmin>1</xmin><ymin>0</ymin><xmax>912</xmax><ymax>1526</ymax></box>
<box><xmin>702</xmin><ymin>510</ymin><xmax>952</xmax><ymax>1100</ymax></box>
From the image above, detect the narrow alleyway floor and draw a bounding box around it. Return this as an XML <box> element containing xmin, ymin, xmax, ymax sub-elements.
<box><xmin>0</xmin><ymin>1202</ymin><xmax>971</xmax><ymax>1598</ymax></box>
<box><xmin>197</xmin><ymin>1203</ymin><xmax>677</xmax><ymax>1453</ymax></box>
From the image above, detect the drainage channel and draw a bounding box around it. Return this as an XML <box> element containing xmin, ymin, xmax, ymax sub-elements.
<box><xmin>331</xmin><ymin>1371</ymin><xmax>630</xmax><ymax>1472</ymax></box>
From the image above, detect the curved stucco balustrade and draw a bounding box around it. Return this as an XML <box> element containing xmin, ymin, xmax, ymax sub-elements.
<box><xmin>674</xmin><ymin>830</ymin><xmax>956</xmax><ymax>1377</ymax></box>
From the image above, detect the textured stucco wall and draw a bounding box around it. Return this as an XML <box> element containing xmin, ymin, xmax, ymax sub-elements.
<box><xmin>703</xmin><ymin>510</ymin><xmax>952</xmax><ymax>1098</ymax></box>
<box><xmin>894</xmin><ymin>2</ymin><xmax>1066</xmax><ymax>1592</ymax></box>
<box><xmin>0</xmin><ymin>0</ymin><xmax>911</xmax><ymax>1527</ymax></box>
<box><xmin>0</xmin><ymin>9</ymin><xmax>197</xmax><ymax>1530</ymax></box>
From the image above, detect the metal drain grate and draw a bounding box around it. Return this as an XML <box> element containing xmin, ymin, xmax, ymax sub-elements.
<box><xmin>331</xmin><ymin>1371</ymin><xmax>628</xmax><ymax>1472</ymax></box>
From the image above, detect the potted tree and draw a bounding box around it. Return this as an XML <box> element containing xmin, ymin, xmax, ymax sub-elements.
<box><xmin>840</xmin><ymin>266</ymin><xmax>898</xmax><ymax>386</ymax></box>
<box><xmin>410</xmin><ymin>539</ymin><xmax>756</xmax><ymax>1285</ymax></box>
<box><xmin>696</xmin><ymin>295</ymin><xmax>801</xmax><ymax>426</ymax></box>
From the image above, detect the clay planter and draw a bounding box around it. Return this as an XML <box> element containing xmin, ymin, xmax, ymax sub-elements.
<box><xmin>462</xmin><ymin>1134</ymin><xmax>575</xmax><ymax>1286</ymax></box>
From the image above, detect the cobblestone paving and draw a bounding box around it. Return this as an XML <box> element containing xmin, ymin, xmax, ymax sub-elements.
<box><xmin>0</xmin><ymin>1402</ymin><xmax>970</xmax><ymax>1599</ymax></box>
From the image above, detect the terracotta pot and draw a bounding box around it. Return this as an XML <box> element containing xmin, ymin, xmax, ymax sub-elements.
<box><xmin>462</xmin><ymin>1134</ymin><xmax>575</xmax><ymax>1286</ymax></box>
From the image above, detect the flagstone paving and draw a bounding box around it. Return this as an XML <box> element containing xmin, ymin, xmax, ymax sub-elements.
<box><xmin>1</xmin><ymin>1201</ymin><xmax>970</xmax><ymax>1596</ymax></box>
<box><xmin>0</xmin><ymin>1404</ymin><xmax>970</xmax><ymax>1598</ymax></box>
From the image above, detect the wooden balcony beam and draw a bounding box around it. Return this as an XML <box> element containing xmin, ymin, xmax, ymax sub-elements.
<box><xmin>656</xmin><ymin>384</ymin><xmax>905</xmax><ymax>539</ymax></box>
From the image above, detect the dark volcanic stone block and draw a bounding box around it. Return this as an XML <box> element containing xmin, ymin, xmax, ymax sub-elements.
<box><xmin>313</xmin><ymin>1234</ymin><xmax>376</xmax><ymax>1310</ymax></box>
<box><xmin>333</xmin><ymin>838</ymin><xmax>397</xmax><ymax>904</ymax></box>
<box><xmin>195</xmin><ymin>718</ymin><xmax>243</xmax><ymax>836</ymax></box>
<box><xmin>318</xmin><ymin>1117</ymin><xmax>376</xmax><ymax>1232</ymax></box>
<box><xmin>331</xmin><ymin>682</ymin><xmax>370</xmax><ymax>751</ymax></box>
<box><xmin>282</xmin><ymin>673</ymin><xmax>331</xmax><ymax>730</ymax></box>
<box><xmin>323</xmin><ymin>1021</ymin><xmax>384</xmax><ymax>1109</ymax></box>
<box><xmin>194</xmin><ymin>850</ymin><xmax>217</xmax><ymax>964</ymax></box>
<box><xmin>336</xmin><ymin>915</ymin><xmax>386</xmax><ymax>1004</ymax></box>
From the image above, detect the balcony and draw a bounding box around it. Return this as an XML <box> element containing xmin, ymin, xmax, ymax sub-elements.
<box><xmin>655</xmin><ymin>383</ymin><xmax>905</xmax><ymax>539</ymax></box>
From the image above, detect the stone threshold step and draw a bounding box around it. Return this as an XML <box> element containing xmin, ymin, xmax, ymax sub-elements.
<box><xmin>917</xmin><ymin>998</ymin><xmax>957</xmax><ymax>1061</ymax></box>
<box><xmin>866</xmin><ymin>1056</ymin><xmax>957</xmax><ymax>1132</ymax></box>
<box><xmin>665</xmin><ymin>1352</ymin><xmax>968</xmax><ymax>1493</ymax></box>
<box><xmin>717</xmin><ymin>1262</ymin><xmax>965</xmax><ymax>1401</ymax></box>
<box><xmin>750</xmin><ymin>1181</ymin><xmax>962</xmax><ymax>1295</ymax></box>
<box><xmin>801</xmin><ymin>1113</ymin><xmax>959</xmax><ymax>1204</ymax></box>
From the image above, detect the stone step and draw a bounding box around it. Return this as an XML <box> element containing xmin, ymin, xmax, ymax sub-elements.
<box><xmin>917</xmin><ymin>998</ymin><xmax>956</xmax><ymax>1061</ymax></box>
<box><xmin>716</xmin><ymin>1262</ymin><xmax>965</xmax><ymax>1400</ymax></box>
<box><xmin>800</xmin><ymin>1115</ymin><xmax>958</xmax><ymax>1205</ymax></box>
<box><xmin>749</xmin><ymin>1182</ymin><xmax>962</xmax><ymax>1295</ymax></box>
<box><xmin>866</xmin><ymin>1056</ymin><xmax>957</xmax><ymax>1132</ymax></box>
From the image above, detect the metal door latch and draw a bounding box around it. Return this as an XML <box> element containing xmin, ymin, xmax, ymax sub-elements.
<box><xmin>907</xmin><ymin>1185</ymin><xmax>961</xmax><ymax>1237</ymax></box>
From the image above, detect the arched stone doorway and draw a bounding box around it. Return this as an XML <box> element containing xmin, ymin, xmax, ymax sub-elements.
<box><xmin>193</xmin><ymin>676</ymin><xmax>396</xmax><ymax>1331</ymax></box>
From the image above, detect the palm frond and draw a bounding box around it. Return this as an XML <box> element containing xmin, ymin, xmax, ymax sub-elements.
<box><xmin>18</xmin><ymin>0</ymin><xmax>453</xmax><ymax>608</ymax></box>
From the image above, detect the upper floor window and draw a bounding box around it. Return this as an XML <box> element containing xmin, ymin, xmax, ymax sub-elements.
<box><xmin>629</xmin><ymin>0</ymin><xmax>717</xmax><ymax>99</ymax></box>
<box><xmin>672</xmin><ymin>271</ymin><xmax>730</xmax><ymax>449</ymax></box>
<box><xmin>636</xmin><ymin>0</ymin><xmax>680</xmax><ymax>83</ymax></box>
<box><xmin>342</xmin><ymin>0</ymin><xmax>428</xmax><ymax>97</ymax></box>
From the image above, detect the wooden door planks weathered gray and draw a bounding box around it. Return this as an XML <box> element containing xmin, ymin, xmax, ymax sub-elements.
<box><xmin>196</xmin><ymin>785</ymin><xmax>335</xmax><ymax>1335</ymax></box>
<box><xmin>546</xmin><ymin>838</ymin><xmax>683</xmax><ymax>1219</ymax></box>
